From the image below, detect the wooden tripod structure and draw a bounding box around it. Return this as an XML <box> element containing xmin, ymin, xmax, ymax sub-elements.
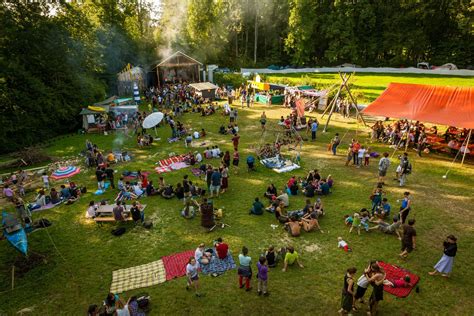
<box><xmin>322</xmin><ymin>72</ymin><xmax>367</xmax><ymax>132</ymax></box>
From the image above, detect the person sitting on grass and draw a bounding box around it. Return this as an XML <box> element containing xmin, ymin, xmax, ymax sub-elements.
<box><xmin>267</xmin><ymin>188</ymin><xmax>289</xmax><ymax>212</ymax></box>
<box><xmin>313</xmin><ymin>198</ymin><xmax>324</xmax><ymax>217</ymax></box>
<box><xmin>174</xmin><ymin>183</ymin><xmax>185</xmax><ymax>200</ymax></box>
<box><xmin>162</xmin><ymin>185</ymin><xmax>175</xmax><ymax>199</ymax></box>
<box><xmin>304</xmin><ymin>182</ymin><xmax>315</xmax><ymax>197</ymax></box>
<box><xmin>265</xmin><ymin>246</ymin><xmax>278</xmax><ymax>268</ymax></box>
<box><xmin>275</xmin><ymin>202</ymin><xmax>289</xmax><ymax>223</ymax></box>
<box><xmin>86</xmin><ymin>201</ymin><xmax>97</xmax><ymax>219</ymax></box>
<box><xmin>146</xmin><ymin>180</ymin><xmax>159</xmax><ymax>196</ymax></box>
<box><xmin>282</xmin><ymin>246</ymin><xmax>304</xmax><ymax>272</ymax></box>
<box><xmin>195</xmin><ymin>243</ymin><xmax>212</xmax><ymax>265</ymax></box>
<box><xmin>383</xmin><ymin>275</ymin><xmax>412</xmax><ymax>288</ymax></box>
<box><xmin>50</xmin><ymin>188</ymin><xmax>61</xmax><ymax>204</ymax></box>
<box><xmin>215</xmin><ymin>237</ymin><xmax>230</xmax><ymax>260</ymax></box>
<box><xmin>182</xmin><ymin>199</ymin><xmax>200</xmax><ymax>219</ymax></box>
<box><xmin>373</xmin><ymin>198</ymin><xmax>391</xmax><ymax>220</ymax></box>
<box><xmin>289</xmin><ymin>181</ymin><xmax>299</xmax><ymax>196</ymax></box>
<box><xmin>301</xmin><ymin>212</ymin><xmax>323</xmax><ymax>232</ymax></box>
<box><xmin>113</xmin><ymin>201</ymin><xmax>126</xmax><ymax>221</ymax></box>
<box><xmin>264</xmin><ymin>184</ymin><xmax>277</xmax><ymax>200</ymax></box>
<box><xmin>285</xmin><ymin>216</ymin><xmax>302</xmax><ymax>237</ymax></box>
<box><xmin>317</xmin><ymin>179</ymin><xmax>331</xmax><ymax>195</ymax></box>
<box><xmin>130</xmin><ymin>201</ymin><xmax>144</xmax><ymax>223</ymax></box>
<box><xmin>250</xmin><ymin>197</ymin><xmax>264</xmax><ymax>215</ymax></box>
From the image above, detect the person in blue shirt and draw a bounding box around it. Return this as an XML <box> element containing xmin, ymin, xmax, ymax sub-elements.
<box><xmin>209</xmin><ymin>168</ymin><xmax>222</xmax><ymax>198</ymax></box>
<box><xmin>311</xmin><ymin>120</ymin><xmax>319</xmax><ymax>141</ymax></box>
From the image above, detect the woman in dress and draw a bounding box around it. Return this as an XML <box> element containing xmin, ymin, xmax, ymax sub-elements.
<box><xmin>429</xmin><ymin>235</ymin><xmax>457</xmax><ymax>277</ymax></box>
<box><xmin>338</xmin><ymin>267</ymin><xmax>357</xmax><ymax>315</ymax></box>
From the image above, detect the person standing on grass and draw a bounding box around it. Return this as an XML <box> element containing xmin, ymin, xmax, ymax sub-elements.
<box><xmin>331</xmin><ymin>133</ymin><xmax>340</xmax><ymax>155</ymax></box>
<box><xmin>257</xmin><ymin>257</ymin><xmax>269</xmax><ymax>296</ymax></box>
<box><xmin>260</xmin><ymin>111</ymin><xmax>267</xmax><ymax>132</ymax></box>
<box><xmin>209</xmin><ymin>168</ymin><xmax>222</xmax><ymax>198</ymax></box>
<box><xmin>367</xmin><ymin>263</ymin><xmax>385</xmax><ymax>316</ymax></box>
<box><xmin>311</xmin><ymin>119</ymin><xmax>318</xmax><ymax>141</ymax></box>
<box><xmin>398</xmin><ymin>191</ymin><xmax>411</xmax><ymax>224</ymax></box>
<box><xmin>232</xmin><ymin>133</ymin><xmax>240</xmax><ymax>151</ymax></box>
<box><xmin>352</xmin><ymin>139</ymin><xmax>361</xmax><ymax>166</ymax></box>
<box><xmin>338</xmin><ymin>267</ymin><xmax>357</xmax><ymax>315</ymax></box>
<box><xmin>220</xmin><ymin>164</ymin><xmax>229</xmax><ymax>193</ymax></box>
<box><xmin>238</xmin><ymin>246</ymin><xmax>252</xmax><ymax>291</ymax></box>
<box><xmin>41</xmin><ymin>172</ymin><xmax>50</xmax><ymax>190</ymax></box>
<box><xmin>95</xmin><ymin>167</ymin><xmax>105</xmax><ymax>190</ymax></box>
<box><xmin>399</xmin><ymin>152</ymin><xmax>411</xmax><ymax>187</ymax></box>
<box><xmin>378</xmin><ymin>152</ymin><xmax>390</xmax><ymax>184</ymax></box>
<box><xmin>429</xmin><ymin>235</ymin><xmax>457</xmax><ymax>278</ymax></box>
<box><xmin>186</xmin><ymin>257</ymin><xmax>202</xmax><ymax>297</ymax></box>
<box><xmin>104</xmin><ymin>164</ymin><xmax>115</xmax><ymax>189</ymax></box>
<box><xmin>232</xmin><ymin>150</ymin><xmax>240</xmax><ymax>174</ymax></box>
<box><xmin>400</xmin><ymin>219</ymin><xmax>417</xmax><ymax>259</ymax></box>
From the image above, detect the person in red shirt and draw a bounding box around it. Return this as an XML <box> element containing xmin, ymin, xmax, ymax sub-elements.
<box><xmin>232</xmin><ymin>134</ymin><xmax>240</xmax><ymax>151</ymax></box>
<box><xmin>215</xmin><ymin>237</ymin><xmax>229</xmax><ymax>259</ymax></box>
<box><xmin>287</xmin><ymin>176</ymin><xmax>296</xmax><ymax>189</ymax></box>
<box><xmin>351</xmin><ymin>139</ymin><xmax>361</xmax><ymax>165</ymax></box>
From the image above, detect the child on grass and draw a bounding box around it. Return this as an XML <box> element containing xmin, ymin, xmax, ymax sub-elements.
<box><xmin>384</xmin><ymin>275</ymin><xmax>412</xmax><ymax>288</ymax></box>
<box><xmin>344</xmin><ymin>214</ymin><xmax>353</xmax><ymax>226</ymax></box>
<box><xmin>349</xmin><ymin>213</ymin><xmax>362</xmax><ymax>235</ymax></box>
<box><xmin>338</xmin><ymin>237</ymin><xmax>352</xmax><ymax>252</ymax></box>
<box><xmin>364</xmin><ymin>147</ymin><xmax>371</xmax><ymax>166</ymax></box>
<box><xmin>257</xmin><ymin>257</ymin><xmax>269</xmax><ymax>296</ymax></box>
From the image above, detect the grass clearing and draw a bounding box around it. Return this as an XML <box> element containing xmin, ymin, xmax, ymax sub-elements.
<box><xmin>1</xmin><ymin>73</ymin><xmax>474</xmax><ymax>315</ymax></box>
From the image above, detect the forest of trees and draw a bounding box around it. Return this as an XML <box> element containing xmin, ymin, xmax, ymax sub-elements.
<box><xmin>0</xmin><ymin>0</ymin><xmax>472</xmax><ymax>152</ymax></box>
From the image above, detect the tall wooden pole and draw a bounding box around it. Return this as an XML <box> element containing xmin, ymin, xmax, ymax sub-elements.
<box><xmin>460</xmin><ymin>129</ymin><xmax>472</xmax><ymax>166</ymax></box>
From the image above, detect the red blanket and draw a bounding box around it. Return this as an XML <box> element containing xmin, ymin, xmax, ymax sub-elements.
<box><xmin>162</xmin><ymin>250</ymin><xmax>195</xmax><ymax>280</ymax></box>
<box><xmin>379</xmin><ymin>261</ymin><xmax>419</xmax><ymax>298</ymax></box>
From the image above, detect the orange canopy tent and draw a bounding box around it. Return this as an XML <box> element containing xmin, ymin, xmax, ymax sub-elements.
<box><xmin>362</xmin><ymin>83</ymin><xmax>474</xmax><ymax>129</ymax></box>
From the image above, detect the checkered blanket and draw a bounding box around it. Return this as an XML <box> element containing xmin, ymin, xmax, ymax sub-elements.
<box><xmin>200</xmin><ymin>255</ymin><xmax>236</xmax><ymax>275</ymax></box>
<box><xmin>162</xmin><ymin>250</ymin><xmax>195</xmax><ymax>280</ymax></box>
<box><xmin>110</xmin><ymin>260</ymin><xmax>166</xmax><ymax>293</ymax></box>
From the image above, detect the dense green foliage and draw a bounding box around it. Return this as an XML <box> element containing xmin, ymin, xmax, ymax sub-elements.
<box><xmin>167</xmin><ymin>0</ymin><xmax>473</xmax><ymax>68</ymax></box>
<box><xmin>0</xmin><ymin>1</ymin><xmax>159</xmax><ymax>153</ymax></box>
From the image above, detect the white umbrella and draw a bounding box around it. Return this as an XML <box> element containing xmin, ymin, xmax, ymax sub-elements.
<box><xmin>142</xmin><ymin>112</ymin><xmax>164</xmax><ymax>129</ymax></box>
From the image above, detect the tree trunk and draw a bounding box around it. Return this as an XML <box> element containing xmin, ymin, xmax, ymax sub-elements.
<box><xmin>235</xmin><ymin>33</ymin><xmax>238</xmax><ymax>57</ymax></box>
<box><xmin>254</xmin><ymin>1</ymin><xmax>258</xmax><ymax>64</ymax></box>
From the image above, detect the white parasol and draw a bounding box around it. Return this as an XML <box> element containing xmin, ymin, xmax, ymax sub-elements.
<box><xmin>142</xmin><ymin>112</ymin><xmax>164</xmax><ymax>129</ymax></box>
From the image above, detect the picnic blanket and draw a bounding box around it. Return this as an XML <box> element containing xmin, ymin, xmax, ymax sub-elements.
<box><xmin>379</xmin><ymin>261</ymin><xmax>420</xmax><ymax>298</ymax></box>
<box><xmin>162</xmin><ymin>250</ymin><xmax>195</xmax><ymax>280</ymax></box>
<box><xmin>158</xmin><ymin>155</ymin><xmax>185</xmax><ymax>167</ymax></box>
<box><xmin>200</xmin><ymin>255</ymin><xmax>236</xmax><ymax>275</ymax></box>
<box><xmin>110</xmin><ymin>259</ymin><xmax>166</xmax><ymax>293</ymax></box>
<box><xmin>122</xmin><ymin>171</ymin><xmax>150</xmax><ymax>181</ymax></box>
<box><xmin>191</xmin><ymin>140</ymin><xmax>211</xmax><ymax>148</ymax></box>
<box><xmin>191</xmin><ymin>168</ymin><xmax>203</xmax><ymax>177</ymax></box>
<box><xmin>261</xmin><ymin>156</ymin><xmax>300</xmax><ymax>173</ymax></box>
<box><xmin>31</xmin><ymin>202</ymin><xmax>60</xmax><ymax>212</ymax></box>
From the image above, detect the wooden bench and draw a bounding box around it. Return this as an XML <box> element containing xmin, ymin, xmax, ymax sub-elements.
<box><xmin>94</xmin><ymin>216</ymin><xmax>133</xmax><ymax>226</ymax></box>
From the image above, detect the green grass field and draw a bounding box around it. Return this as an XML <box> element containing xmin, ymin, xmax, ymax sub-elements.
<box><xmin>1</xmin><ymin>73</ymin><xmax>474</xmax><ymax>315</ymax></box>
<box><xmin>264</xmin><ymin>72</ymin><xmax>474</xmax><ymax>103</ymax></box>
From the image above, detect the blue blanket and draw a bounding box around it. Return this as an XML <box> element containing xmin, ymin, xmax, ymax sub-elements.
<box><xmin>200</xmin><ymin>254</ymin><xmax>236</xmax><ymax>275</ymax></box>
